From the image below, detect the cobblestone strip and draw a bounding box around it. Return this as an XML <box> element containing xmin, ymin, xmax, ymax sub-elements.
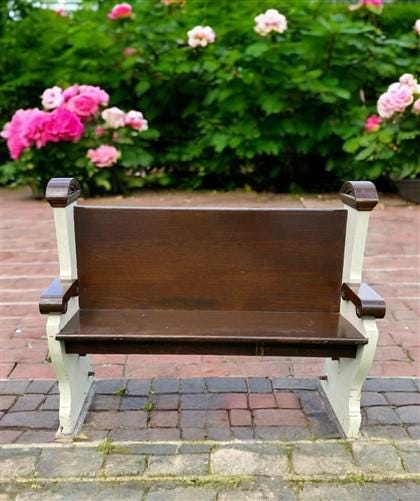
<box><xmin>1</xmin><ymin>440</ymin><xmax>420</xmax><ymax>500</ymax></box>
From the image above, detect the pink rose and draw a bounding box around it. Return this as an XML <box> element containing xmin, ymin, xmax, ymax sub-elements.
<box><xmin>413</xmin><ymin>99</ymin><xmax>420</xmax><ymax>115</ymax></box>
<box><xmin>255</xmin><ymin>9</ymin><xmax>288</xmax><ymax>37</ymax></box>
<box><xmin>55</xmin><ymin>8</ymin><xmax>66</xmax><ymax>16</ymax></box>
<box><xmin>66</xmin><ymin>94</ymin><xmax>99</xmax><ymax>119</ymax></box>
<box><xmin>43</xmin><ymin>107</ymin><xmax>84</xmax><ymax>143</ymax></box>
<box><xmin>87</xmin><ymin>145</ymin><xmax>120</xmax><ymax>168</ymax></box>
<box><xmin>1</xmin><ymin>108</ymin><xmax>49</xmax><ymax>159</ymax></box>
<box><xmin>95</xmin><ymin>126</ymin><xmax>106</xmax><ymax>137</ymax></box>
<box><xmin>123</xmin><ymin>47</ymin><xmax>136</xmax><ymax>57</ymax></box>
<box><xmin>398</xmin><ymin>74</ymin><xmax>418</xmax><ymax>93</ymax></box>
<box><xmin>364</xmin><ymin>115</ymin><xmax>381</xmax><ymax>133</ymax></box>
<box><xmin>124</xmin><ymin>110</ymin><xmax>149</xmax><ymax>131</ymax></box>
<box><xmin>78</xmin><ymin>85</ymin><xmax>109</xmax><ymax>107</ymax></box>
<box><xmin>101</xmin><ymin>107</ymin><xmax>126</xmax><ymax>128</ymax></box>
<box><xmin>187</xmin><ymin>26</ymin><xmax>216</xmax><ymax>48</ymax></box>
<box><xmin>108</xmin><ymin>3</ymin><xmax>133</xmax><ymax>21</ymax></box>
<box><xmin>41</xmin><ymin>86</ymin><xmax>64</xmax><ymax>110</ymax></box>
<box><xmin>62</xmin><ymin>85</ymin><xmax>80</xmax><ymax>101</ymax></box>
<box><xmin>363</xmin><ymin>0</ymin><xmax>382</xmax><ymax>6</ymax></box>
<box><xmin>377</xmin><ymin>85</ymin><xmax>414</xmax><ymax>118</ymax></box>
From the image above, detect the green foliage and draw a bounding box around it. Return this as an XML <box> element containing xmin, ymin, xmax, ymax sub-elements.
<box><xmin>0</xmin><ymin>0</ymin><xmax>419</xmax><ymax>193</ymax></box>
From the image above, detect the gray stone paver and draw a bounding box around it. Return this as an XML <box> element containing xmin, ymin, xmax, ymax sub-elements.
<box><xmin>37</xmin><ymin>448</ymin><xmax>103</xmax><ymax>478</ymax></box>
<box><xmin>292</xmin><ymin>442</ymin><xmax>357</xmax><ymax>476</ymax></box>
<box><xmin>145</xmin><ymin>486</ymin><xmax>217</xmax><ymax>501</ymax></box>
<box><xmin>103</xmin><ymin>453</ymin><xmax>147</xmax><ymax>476</ymax></box>
<box><xmin>145</xmin><ymin>453</ymin><xmax>209</xmax><ymax>476</ymax></box>
<box><xmin>352</xmin><ymin>442</ymin><xmax>404</xmax><ymax>474</ymax></box>
<box><xmin>0</xmin><ymin>454</ymin><xmax>38</xmax><ymax>478</ymax></box>
<box><xmin>299</xmin><ymin>482</ymin><xmax>420</xmax><ymax>500</ymax></box>
<box><xmin>396</xmin><ymin>405</ymin><xmax>420</xmax><ymax>423</ymax></box>
<box><xmin>211</xmin><ymin>444</ymin><xmax>288</xmax><ymax>476</ymax></box>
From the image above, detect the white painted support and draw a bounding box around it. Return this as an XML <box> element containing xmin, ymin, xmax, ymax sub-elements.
<box><xmin>47</xmin><ymin>200</ymin><xmax>94</xmax><ymax>439</ymax></box>
<box><xmin>47</xmin><ymin>298</ymin><xmax>95</xmax><ymax>439</ymax></box>
<box><xmin>53</xmin><ymin>203</ymin><xmax>78</xmax><ymax>280</ymax></box>
<box><xmin>322</xmin><ymin>204</ymin><xmax>379</xmax><ymax>438</ymax></box>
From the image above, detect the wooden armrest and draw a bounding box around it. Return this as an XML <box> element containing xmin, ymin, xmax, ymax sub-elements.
<box><xmin>341</xmin><ymin>282</ymin><xmax>386</xmax><ymax>319</ymax></box>
<box><xmin>46</xmin><ymin>178</ymin><xmax>81</xmax><ymax>207</ymax></box>
<box><xmin>39</xmin><ymin>279</ymin><xmax>79</xmax><ymax>314</ymax></box>
<box><xmin>340</xmin><ymin>181</ymin><xmax>378</xmax><ymax>211</ymax></box>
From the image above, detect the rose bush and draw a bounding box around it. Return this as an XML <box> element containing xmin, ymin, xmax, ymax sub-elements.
<box><xmin>343</xmin><ymin>73</ymin><xmax>420</xmax><ymax>181</ymax></box>
<box><xmin>0</xmin><ymin>0</ymin><xmax>419</xmax><ymax>193</ymax></box>
<box><xmin>1</xmin><ymin>83</ymin><xmax>152</xmax><ymax>194</ymax></box>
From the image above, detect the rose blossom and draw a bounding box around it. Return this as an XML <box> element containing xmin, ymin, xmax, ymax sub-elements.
<box><xmin>87</xmin><ymin>145</ymin><xmax>120</xmax><ymax>167</ymax></box>
<box><xmin>415</xmin><ymin>19</ymin><xmax>420</xmax><ymax>35</ymax></box>
<box><xmin>78</xmin><ymin>85</ymin><xmax>109</xmax><ymax>106</ymax></box>
<box><xmin>124</xmin><ymin>110</ymin><xmax>148</xmax><ymax>131</ymax></box>
<box><xmin>187</xmin><ymin>26</ymin><xmax>216</xmax><ymax>48</ymax></box>
<box><xmin>364</xmin><ymin>115</ymin><xmax>381</xmax><ymax>133</ymax></box>
<box><xmin>377</xmin><ymin>86</ymin><xmax>414</xmax><ymax>118</ymax></box>
<box><xmin>413</xmin><ymin>99</ymin><xmax>420</xmax><ymax>115</ymax></box>
<box><xmin>95</xmin><ymin>126</ymin><xmax>105</xmax><ymax>137</ymax></box>
<box><xmin>1</xmin><ymin>108</ymin><xmax>50</xmax><ymax>159</ymax></box>
<box><xmin>363</xmin><ymin>0</ymin><xmax>382</xmax><ymax>6</ymax></box>
<box><xmin>43</xmin><ymin>107</ymin><xmax>84</xmax><ymax>143</ymax></box>
<box><xmin>398</xmin><ymin>74</ymin><xmax>418</xmax><ymax>93</ymax></box>
<box><xmin>349</xmin><ymin>0</ymin><xmax>382</xmax><ymax>12</ymax></box>
<box><xmin>107</xmin><ymin>3</ymin><xmax>132</xmax><ymax>21</ymax></box>
<box><xmin>62</xmin><ymin>84</ymin><xmax>80</xmax><ymax>101</ymax></box>
<box><xmin>66</xmin><ymin>94</ymin><xmax>99</xmax><ymax>118</ymax></box>
<box><xmin>123</xmin><ymin>47</ymin><xmax>136</xmax><ymax>57</ymax></box>
<box><xmin>101</xmin><ymin>107</ymin><xmax>126</xmax><ymax>128</ymax></box>
<box><xmin>41</xmin><ymin>86</ymin><xmax>64</xmax><ymax>110</ymax></box>
<box><xmin>254</xmin><ymin>9</ymin><xmax>287</xmax><ymax>37</ymax></box>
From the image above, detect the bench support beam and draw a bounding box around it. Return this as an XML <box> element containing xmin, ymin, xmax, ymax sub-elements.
<box><xmin>47</xmin><ymin>298</ymin><xmax>95</xmax><ymax>439</ymax></box>
<box><xmin>322</xmin><ymin>183</ymin><xmax>379</xmax><ymax>438</ymax></box>
<box><xmin>45</xmin><ymin>181</ymin><xmax>95</xmax><ymax>439</ymax></box>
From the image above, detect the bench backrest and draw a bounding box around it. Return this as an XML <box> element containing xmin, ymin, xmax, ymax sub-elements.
<box><xmin>74</xmin><ymin>206</ymin><xmax>347</xmax><ymax>312</ymax></box>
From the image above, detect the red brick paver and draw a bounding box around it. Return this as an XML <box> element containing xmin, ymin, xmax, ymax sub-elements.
<box><xmin>1</xmin><ymin>188</ymin><xmax>419</xmax><ymax>379</ymax></box>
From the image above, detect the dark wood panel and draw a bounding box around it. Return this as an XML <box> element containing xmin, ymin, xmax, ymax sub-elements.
<box><xmin>74</xmin><ymin>207</ymin><xmax>347</xmax><ymax>312</ymax></box>
<box><xmin>64</xmin><ymin>339</ymin><xmax>358</xmax><ymax>359</ymax></box>
<box><xmin>58</xmin><ymin>309</ymin><xmax>367</xmax><ymax>345</ymax></box>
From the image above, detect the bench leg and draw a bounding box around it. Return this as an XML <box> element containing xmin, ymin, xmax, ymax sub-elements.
<box><xmin>47</xmin><ymin>306</ymin><xmax>95</xmax><ymax>440</ymax></box>
<box><xmin>321</xmin><ymin>316</ymin><xmax>378</xmax><ymax>438</ymax></box>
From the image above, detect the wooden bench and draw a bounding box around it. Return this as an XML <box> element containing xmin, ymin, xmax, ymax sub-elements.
<box><xmin>40</xmin><ymin>177</ymin><xmax>385</xmax><ymax>439</ymax></box>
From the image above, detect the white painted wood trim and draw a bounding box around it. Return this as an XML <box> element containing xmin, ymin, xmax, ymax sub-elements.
<box><xmin>47</xmin><ymin>298</ymin><xmax>94</xmax><ymax>439</ymax></box>
<box><xmin>48</xmin><ymin>201</ymin><xmax>94</xmax><ymax>439</ymax></box>
<box><xmin>341</xmin><ymin>205</ymin><xmax>370</xmax><ymax>284</ymax></box>
<box><xmin>322</xmin><ymin>203</ymin><xmax>377</xmax><ymax>438</ymax></box>
<box><xmin>52</xmin><ymin>202</ymin><xmax>78</xmax><ymax>280</ymax></box>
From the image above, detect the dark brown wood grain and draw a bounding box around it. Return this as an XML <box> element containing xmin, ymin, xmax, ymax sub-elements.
<box><xmin>45</xmin><ymin>178</ymin><xmax>81</xmax><ymax>207</ymax></box>
<box><xmin>341</xmin><ymin>282</ymin><xmax>386</xmax><ymax>319</ymax></box>
<box><xmin>39</xmin><ymin>279</ymin><xmax>79</xmax><ymax>314</ymax></box>
<box><xmin>340</xmin><ymin>181</ymin><xmax>378</xmax><ymax>211</ymax></box>
<box><xmin>58</xmin><ymin>309</ymin><xmax>366</xmax><ymax>358</ymax></box>
<box><xmin>74</xmin><ymin>206</ymin><xmax>347</xmax><ymax>313</ymax></box>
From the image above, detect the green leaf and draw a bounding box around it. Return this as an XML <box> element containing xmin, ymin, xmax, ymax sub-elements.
<box><xmin>245</xmin><ymin>42</ymin><xmax>269</xmax><ymax>57</ymax></box>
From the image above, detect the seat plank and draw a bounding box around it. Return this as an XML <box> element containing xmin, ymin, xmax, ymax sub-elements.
<box><xmin>58</xmin><ymin>309</ymin><xmax>367</xmax><ymax>358</ymax></box>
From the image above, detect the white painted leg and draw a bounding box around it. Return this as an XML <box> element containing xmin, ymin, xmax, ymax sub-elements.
<box><xmin>321</xmin><ymin>301</ymin><xmax>378</xmax><ymax>438</ymax></box>
<box><xmin>47</xmin><ymin>298</ymin><xmax>95</xmax><ymax>439</ymax></box>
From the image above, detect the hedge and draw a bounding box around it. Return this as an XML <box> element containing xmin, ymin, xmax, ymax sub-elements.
<box><xmin>0</xmin><ymin>0</ymin><xmax>418</xmax><ymax>194</ymax></box>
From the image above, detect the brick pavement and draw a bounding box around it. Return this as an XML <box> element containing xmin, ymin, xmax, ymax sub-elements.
<box><xmin>0</xmin><ymin>377</ymin><xmax>419</xmax><ymax>444</ymax></box>
<box><xmin>1</xmin><ymin>187</ymin><xmax>419</xmax><ymax>379</ymax></box>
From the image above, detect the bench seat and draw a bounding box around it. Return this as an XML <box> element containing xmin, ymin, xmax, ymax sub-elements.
<box><xmin>58</xmin><ymin>309</ymin><xmax>367</xmax><ymax>358</ymax></box>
